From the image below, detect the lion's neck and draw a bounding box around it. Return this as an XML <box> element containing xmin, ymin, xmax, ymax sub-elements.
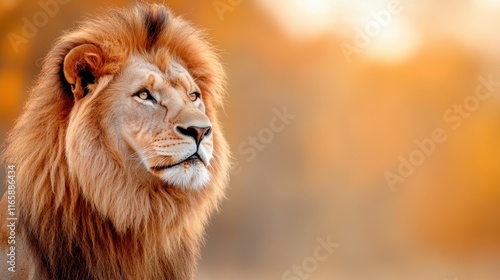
<box><xmin>22</xmin><ymin>190</ymin><xmax>200</xmax><ymax>279</ymax></box>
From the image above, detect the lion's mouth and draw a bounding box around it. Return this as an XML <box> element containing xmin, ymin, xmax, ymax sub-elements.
<box><xmin>152</xmin><ymin>153</ymin><xmax>202</xmax><ymax>171</ymax></box>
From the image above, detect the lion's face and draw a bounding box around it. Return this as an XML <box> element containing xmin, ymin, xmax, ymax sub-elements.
<box><xmin>66</xmin><ymin>54</ymin><xmax>215</xmax><ymax>190</ymax></box>
<box><xmin>115</xmin><ymin>56</ymin><xmax>214</xmax><ymax>188</ymax></box>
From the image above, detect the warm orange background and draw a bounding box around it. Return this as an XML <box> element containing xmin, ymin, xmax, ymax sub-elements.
<box><xmin>2</xmin><ymin>0</ymin><xmax>500</xmax><ymax>279</ymax></box>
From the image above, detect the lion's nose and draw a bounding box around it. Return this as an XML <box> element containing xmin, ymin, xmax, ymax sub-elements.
<box><xmin>176</xmin><ymin>126</ymin><xmax>212</xmax><ymax>145</ymax></box>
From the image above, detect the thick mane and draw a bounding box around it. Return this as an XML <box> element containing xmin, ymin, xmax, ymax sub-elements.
<box><xmin>2</xmin><ymin>3</ymin><xmax>229</xmax><ymax>279</ymax></box>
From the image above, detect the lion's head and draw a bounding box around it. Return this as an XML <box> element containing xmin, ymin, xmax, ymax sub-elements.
<box><xmin>50</xmin><ymin>4</ymin><xmax>231</xmax><ymax>232</ymax></box>
<box><xmin>1</xmin><ymin>4</ymin><xmax>230</xmax><ymax>278</ymax></box>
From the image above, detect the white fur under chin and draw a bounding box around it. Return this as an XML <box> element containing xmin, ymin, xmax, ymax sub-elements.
<box><xmin>159</xmin><ymin>164</ymin><xmax>211</xmax><ymax>189</ymax></box>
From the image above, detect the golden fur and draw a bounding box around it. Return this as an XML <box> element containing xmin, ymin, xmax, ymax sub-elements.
<box><xmin>0</xmin><ymin>3</ymin><xmax>230</xmax><ymax>279</ymax></box>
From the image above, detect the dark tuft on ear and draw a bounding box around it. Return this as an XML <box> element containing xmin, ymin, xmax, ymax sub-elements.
<box><xmin>78</xmin><ymin>69</ymin><xmax>95</xmax><ymax>97</ymax></box>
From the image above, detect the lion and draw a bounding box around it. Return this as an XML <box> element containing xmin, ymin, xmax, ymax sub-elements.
<box><xmin>0</xmin><ymin>3</ymin><xmax>230</xmax><ymax>279</ymax></box>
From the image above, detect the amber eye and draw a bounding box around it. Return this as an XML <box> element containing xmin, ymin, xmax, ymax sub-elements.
<box><xmin>190</xmin><ymin>92</ymin><xmax>201</xmax><ymax>102</ymax></box>
<box><xmin>138</xmin><ymin>91</ymin><xmax>149</xmax><ymax>100</ymax></box>
<box><xmin>134</xmin><ymin>89</ymin><xmax>156</xmax><ymax>103</ymax></box>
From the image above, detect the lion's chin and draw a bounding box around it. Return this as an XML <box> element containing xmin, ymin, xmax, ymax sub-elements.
<box><xmin>154</xmin><ymin>161</ymin><xmax>211</xmax><ymax>189</ymax></box>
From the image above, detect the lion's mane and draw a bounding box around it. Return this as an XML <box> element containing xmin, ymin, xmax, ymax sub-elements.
<box><xmin>1</xmin><ymin>3</ymin><xmax>229</xmax><ymax>279</ymax></box>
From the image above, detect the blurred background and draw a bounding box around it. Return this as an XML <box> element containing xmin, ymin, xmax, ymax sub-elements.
<box><xmin>2</xmin><ymin>0</ymin><xmax>500</xmax><ymax>279</ymax></box>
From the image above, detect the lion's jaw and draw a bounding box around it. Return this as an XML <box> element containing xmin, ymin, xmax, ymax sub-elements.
<box><xmin>68</xmin><ymin>55</ymin><xmax>214</xmax><ymax>190</ymax></box>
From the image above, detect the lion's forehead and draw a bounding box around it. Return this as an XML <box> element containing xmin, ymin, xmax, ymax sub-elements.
<box><xmin>123</xmin><ymin>55</ymin><xmax>194</xmax><ymax>90</ymax></box>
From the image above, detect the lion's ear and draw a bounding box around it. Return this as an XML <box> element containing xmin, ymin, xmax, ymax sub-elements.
<box><xmin>63</xmin><ymin>44</ymin><xmax>105</xmax><ymax>100</ymax></box>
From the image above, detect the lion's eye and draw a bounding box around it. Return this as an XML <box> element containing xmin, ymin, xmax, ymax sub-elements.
<box><xmin>138</xmin><ymin>91</ymin><xmax>149</xmax><ymax>100</ymax></box>
<box><xmin>190</xmin><ymin>92</ymin><xmax>201</xmax><ymax>102</ymax></box>
<box><xmin>134</xmin><ymin>89</ymin><xmax>156</xmax><ymax>103</ymax></box>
